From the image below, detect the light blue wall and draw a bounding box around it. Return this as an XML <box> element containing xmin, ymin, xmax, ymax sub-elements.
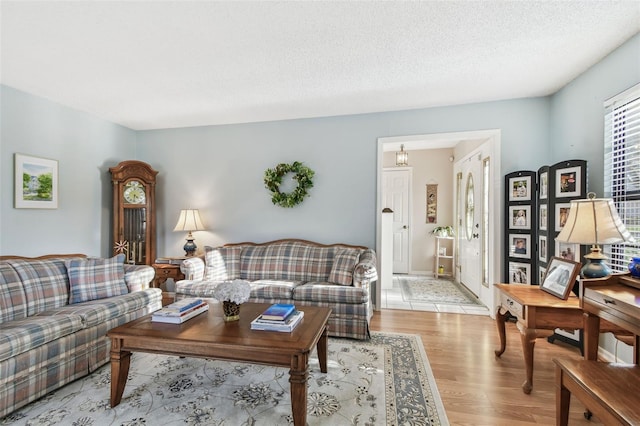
<box><xmin>550</xmin><ymin>33</ymin><xmax>640</xmax><ymax>195</ymax></box>
<box><xmin>0</xmin><ymin>86</ymin><xmax>137</xmax><ymax>256</ymax></box>
<box><xmin>1</xmin><ymin>33</ymin><xmax>637</xmax><ymax>258</ymax></box>
<box><xmin>138</xmin><ymin>97</ymin><xmax>550</xmax><ymax>256</ymax></box>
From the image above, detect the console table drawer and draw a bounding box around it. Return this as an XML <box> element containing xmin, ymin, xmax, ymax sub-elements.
<box><xmin>501</xmin><ymin>292</ymin><xmax>523</xmax><ymax>318</ymax></box>
<box><xmin>584</xmin><ymin>284</ymin><xmax>640</xmax><ymax>331</ymax></box>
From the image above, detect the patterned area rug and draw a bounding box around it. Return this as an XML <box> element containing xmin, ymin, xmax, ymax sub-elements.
<box><xmin>1</xmin><ymin>332</ymin><xmax>449</xmax><ymax>426</ymax></box>
<box><xmin>397</xmin><ymin>275</ymin><xmax>483</xmax><ymax>305</ymax></box>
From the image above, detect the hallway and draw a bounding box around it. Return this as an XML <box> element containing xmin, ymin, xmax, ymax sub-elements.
<box><xmin>380</xmin><ymin>274</ymin><xmax>490</xmax><ymax>315</ymax></box>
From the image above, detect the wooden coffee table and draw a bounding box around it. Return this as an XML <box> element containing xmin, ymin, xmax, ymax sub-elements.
<box><xmin>107</xmin><ymin>302</ymin><xmax>331</xmax><ymax>426</ymax></box>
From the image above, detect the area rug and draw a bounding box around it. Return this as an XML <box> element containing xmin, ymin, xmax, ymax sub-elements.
<box><xmin>397</xmin><ymin>275</ymin><xmax>482</xmax><ymax>305</ymax></box>
<box><xmin>1</xmin><ymin>332</ymin><xmax>449</xmax><ymax>426</ymax></box>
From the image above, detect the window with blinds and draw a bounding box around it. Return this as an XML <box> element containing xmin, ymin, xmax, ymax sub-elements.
<box><xmin>603</xmin><ymin>83</ymin><xmax>640</xmax><ymax>271</ymax></box>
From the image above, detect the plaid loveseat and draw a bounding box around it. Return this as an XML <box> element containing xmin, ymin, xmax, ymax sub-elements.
<box><xmin>175</xmin><ymin>239</ymin><xmax>378</xmax><ymax>340</ymax></box>
<box><xmin>0</xmin><ymin>254</ymin><xmax>162</xmax><ymax>418</ymax></box>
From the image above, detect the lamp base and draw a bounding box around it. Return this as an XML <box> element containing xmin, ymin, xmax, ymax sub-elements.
<box><xmin>581</xmin><ymin>246</ymin><xmax>612</xmax><ymax>278</ymax></box>
<box><xmin>183</xmin><ymin>232</ymin><xmax>197</xmax><ymax>257</ymax></box>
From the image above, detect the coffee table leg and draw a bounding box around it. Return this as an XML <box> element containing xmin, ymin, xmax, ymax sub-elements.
<box><xmin>110</xmin><ymin>338</ymin><xmax>131</xmax><ymax>407</ymax></box>
<box><xmin>317</xmin><ymin>325</ymin><xmax>328</xmax><ymax>373</ymax></box>
<box><xmin>290</xmin><ymin>353</ymin><xmax>309</xmax><ymax>426</ymax></box>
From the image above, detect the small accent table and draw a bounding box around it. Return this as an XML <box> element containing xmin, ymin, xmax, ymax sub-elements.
<box><xmin>152</xmin><ymin>263</ymin><xmax>185</xmax><ymax>306</ymax></box>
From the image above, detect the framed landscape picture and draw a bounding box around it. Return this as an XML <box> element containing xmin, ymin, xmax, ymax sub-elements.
<box><xmin>540</xmin><ymin>257</ymin><xmax>581</xmax><ymax>300</ymax></box>
<box><xmin>14</xmin><ymin>153</ymin><xmax>58</xmax><ymax>209</ymax></box>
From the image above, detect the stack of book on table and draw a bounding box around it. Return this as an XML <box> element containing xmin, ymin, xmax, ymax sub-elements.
<box><xmin>250</xmin><ymin>303</ymin><xmax>304</xmax><ymax>332</ymax></box>
<box><xmin>151</xmin><ymin>298</ymin><xmax>208</xmax><ymax>324</ymax></box>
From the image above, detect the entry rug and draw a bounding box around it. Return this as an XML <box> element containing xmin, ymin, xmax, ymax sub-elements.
<box><xmin>1</xmin><ymin>332</ymin><xmax>449</xmax><ymax>425</ymax></box>
<box><xmin>398</xmin><ymin>275</ymin><xmax>483</xmax><ymax>305</ymax></box>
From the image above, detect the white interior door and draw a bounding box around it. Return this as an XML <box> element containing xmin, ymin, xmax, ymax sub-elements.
<box><xmin>457</xmin><ymin>152</ymin><xmax>482</xmax><ymax>296</ymax></box>
<box><xmin>382</xmin><ymin>168</ymin><xmax>410</xmax><ymax>274</ymax></box>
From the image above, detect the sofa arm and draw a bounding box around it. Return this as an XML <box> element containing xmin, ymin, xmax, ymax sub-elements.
<box><xmin>354</xmin><ymin>249</ymin><xmax>378</xmax><ymax>287</ymax></box>
<box><xmin>124</xmin><ymin>264</ymin><xmax>156</xmax><ymax>292</ymax></box>
<box><xmin>180</xmin><ymin>257</ymin><xmax>205</xmax><ymax>280</ymax></box>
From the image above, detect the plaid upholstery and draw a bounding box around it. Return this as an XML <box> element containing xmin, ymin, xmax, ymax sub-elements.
<box><xmin>175</xmin><ymin>240</ymin><xmax>377</xmax><ymax>340</ymax></box>
<box><xmin>0</xmin><ymin>255</ymin><xmax>161</xmax><ymax>418</ymax></box>
<box><xmin>181</xmin><ymin>257</ymin><xmax>206</xmax><ymax>280</ymax></box>
<box><xmin>7</xmin><ymin>258</ymin><xmax>79</xmax><ymax>316</ymax></box>
<box><xmin>204</xmin><ymin>246</ymin><xmax>241</xmax><ymax>280</ymax></box>
<box><xmin>123</xmin><ymin>264</ymin><xmax>156</xmax><ymax>292</ymax></box>
<box><xmin>293</xmin><ymin>282</ymin><xmax>368</xmax><ymax>304</ymax></box>
<box><xmin>328</xmin><ymin>248</ymin><xmax>360</xmax><ymax>285</ymax></box>
<box><xmin>240</xmin><ymin>242</ymin><xmax>334</xmax><ymax>282</ymax></box>
<box><xmin>0</xmin><ymin>315</ymin><xmax>84</xmax><ymax>362</ymax></box>
<box><xmin>0</xmin><ymin>264</ymin><xmax>27</xmax><ymax>323</ymax></box>
<box><xmin>66</xmin><ymin>254</ymin><xmax>128</xmax><ymax>304</ymax></box>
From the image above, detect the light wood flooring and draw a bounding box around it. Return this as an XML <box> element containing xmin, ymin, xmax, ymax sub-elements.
<box><xmin>370</xmin><ymin>309</ymin><xmax>602</xmax><ymax>425</ymax></box>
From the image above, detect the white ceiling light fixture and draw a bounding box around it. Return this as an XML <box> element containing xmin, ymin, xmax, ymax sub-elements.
<box><xmin>396</xmin><ymin>144</ymin><xmax>408</xmax><ymax>166</ymax></box>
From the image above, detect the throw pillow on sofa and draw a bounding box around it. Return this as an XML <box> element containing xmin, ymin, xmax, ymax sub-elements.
<box><xmin>204</xmin><ymin>246</ymin><xmax>242</xmax><ymax>281</ymax></box>
<box><xmin>66</xmin><ymin>254</ymin><xmax>128</xmax><ymax>304</ymax></box>
<box><xmin>328</xmin><ymin>248</ymin><xmax>360</xmax><ymax>286</ymax></box>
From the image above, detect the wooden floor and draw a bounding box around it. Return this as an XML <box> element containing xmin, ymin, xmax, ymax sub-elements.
<box><xmin>370</xmin><ymin>309</ymin><xmax>602</xmax><ymax>425</ymax></box>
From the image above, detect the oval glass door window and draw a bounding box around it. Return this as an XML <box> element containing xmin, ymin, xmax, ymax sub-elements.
<box><xmin>465</xmin><ymin>172</ymin><xmax>475</xmax><ymax>241</ymax></box>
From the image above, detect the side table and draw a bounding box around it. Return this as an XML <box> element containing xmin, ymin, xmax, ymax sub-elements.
<box><xmin>152</xmin><ymin>263</ymin><xmax>185</xmax><ymax>306</ymax></box>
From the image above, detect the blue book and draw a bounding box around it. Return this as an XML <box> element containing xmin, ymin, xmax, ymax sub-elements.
<box><xmin>260</xmin><ymin>303</ymin><xmax>296</xmax><ymax>321</ymax></box>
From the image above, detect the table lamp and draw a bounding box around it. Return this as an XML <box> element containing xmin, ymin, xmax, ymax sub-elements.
<box><xmin>556</xmin><ymin>193</ymin><xmax>634</xmax><ymax>278</ymax></box>
<box><xmin>173</xmin><ymin>209</ymin><xmax>206</xmax><ymax>256</ymax></box>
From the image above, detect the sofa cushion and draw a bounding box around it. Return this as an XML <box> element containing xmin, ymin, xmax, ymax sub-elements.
<box><xmin>240</xmin><ymin>242</ymin><xmax>334</xmax><ymax>282</ymax></box>
<box><xmin>328</xmin><ymin>248</ymin><xmax>360</xmax><ymax>286</ymax></box>
<box><xmin>0</xmin><ymin>263</ymin><xmax>28</xmax><ymax>323</ymax></box>
<box><xmin>35</xmin><ymin>288</ymin><xmax>161</xmax><ymax>328</ymax></box>
<box><xmin>0</xmin><ymin>315</ymin><xmax>84</xmax><ymax>362</ymax></box>
<box><xmin>204</xmin><ymin>246</ymin><xmax>241</xmax><ymax>281</ymax></box>
<box><xmin>293</xmin><ymin>282</ymin><xmax>369</xmax><ymax>304</ymax></box>
<box><xmin>66</xmin><ymin>254</ymin><xmax>128</xmax><ymax>304</ymax></box>
<box><xmin>7</xmin><ymin>258</ymin><xmax>78</xmax><ymax>316</ymax></box>
<box><xmin>249</xmin><ymin>279</ymin><xmax>302</xmax><ymax>300</ymax></box>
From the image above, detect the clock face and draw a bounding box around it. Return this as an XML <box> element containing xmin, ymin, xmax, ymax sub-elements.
<box><xmin>123</xmin><ymin>181</ymin><xmax>146</xmax><ymax>204</ymax></box>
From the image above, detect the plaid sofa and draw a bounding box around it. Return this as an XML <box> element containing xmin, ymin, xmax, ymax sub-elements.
<box><xmin>0</xmin><ymin>254</ymin><xmax>162</xmax><ymax>418</ymax></box>
<box><xmin>176</xmin><ymin>239</ymin><xmax>378</xmax><ymax>340</ymax></box>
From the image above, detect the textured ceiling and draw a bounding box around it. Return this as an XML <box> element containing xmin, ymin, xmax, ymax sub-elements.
<box><xmin>2</xmin><ymin>1</ymin><xmax>639</xmax><ymax>131</ymax></box>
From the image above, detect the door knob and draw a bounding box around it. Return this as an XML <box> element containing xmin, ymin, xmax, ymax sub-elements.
<box><xmin>402</xmin><ymin>225</ymin><xmax>408</xmax><ymax>229</ymax></box>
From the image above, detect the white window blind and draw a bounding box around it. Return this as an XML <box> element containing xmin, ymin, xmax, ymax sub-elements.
<box><xmin>603</xmin><ymin>83</ymin><xmax>640</xmax><ymax>271</ymax></box>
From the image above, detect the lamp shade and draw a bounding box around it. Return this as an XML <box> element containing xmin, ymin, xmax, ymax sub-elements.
<box><xmin>555</xmin><ymin>197</ymin><xmax>633</xmax><ymax>245</ymax></box>
<box><xmin>173</xmin><ymin>209</ymin><xmax>205</xmax><ymax>232</ymax></box>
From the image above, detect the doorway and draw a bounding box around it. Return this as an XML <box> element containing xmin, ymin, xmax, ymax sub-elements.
<box><xmin>376</xmin><ymin>130</ymin><xmax>502</xmax><ymax>315</ymax></box>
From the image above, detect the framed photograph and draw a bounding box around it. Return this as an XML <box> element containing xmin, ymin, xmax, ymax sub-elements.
<box><xmin>539</xmin><ymin>204</ymin><xmax>548</xmax><ymax>231</ymax></box>
<box><xmin>509</xmin><ymin>176</ymin><xmax>531</xmax><ymax>201</ymax></box>
<box><xmin>539</xmin><ymin>171</ymin><xmax>548</xmax><ymax>199</ymax></box>
<box><xmin>555</xmin><ymin>241</ymin><xmax>580</xmax><ymax>262</ymax></box>
<box><xmin>426</xmin><ymin>184</ymin><xmax>437</xmax><ymax>223</ymax></box>
<box><xmin>509</xmin><ymin>261</ymin><xmax>530</xmax><ymax>284</ymax></box>
<box><xmin>555</xmin><ymin>203</ymin><xmax>571</xmax><ymax>232</ymax></box>
<box><xmin>509</xmin><ymin>234</ymin><xmax>530</xmax><ymax>259</ymax></box>
<box><xmin>555</xmin><ymin>166</ymin><xmax>582</xmax><ymax>198</ymax></box>
<box><xmin>539</xmin><ymin>235</ymin><xmax>547</xmax><ymax>262</ymax></box>
<box><xmin>539</xmin><ymin>266</ymin><xmax>547</xmax><ymax>284</ymax></box>
<box><xmin>14</xmin><ymin>153</ymin><xmax>58</xmax><ymax>209</ymax></box>
<box><xmin>540</xmin><ymin>256</ymin><xmax>581</xmax><ymax>300</ymax></box>
<box><xmin>509</xmin><ymin>205</ymin><xmax>530</xmax><ymax>230</ymax></box>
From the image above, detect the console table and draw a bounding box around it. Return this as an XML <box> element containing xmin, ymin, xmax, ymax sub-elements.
<box><xmin>494</xmin><ymin>283</ymin><xmax>583</xmax><ymax>394</ymax></box>
<box><xmin>555</xmin><ymin>274</ymin><xmax>640</xmax><ymax>425</ymax></box>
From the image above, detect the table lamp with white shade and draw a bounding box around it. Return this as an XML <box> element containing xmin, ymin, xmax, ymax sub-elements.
<box><xmin>173</xmin><ymin>209</ymin><xmax>206</xmax><ymax>257</ymax></box>
<box><xmin>555</xmin><ymin>193</ymin><xmax>634</xmax><ymax>278</ymax></box>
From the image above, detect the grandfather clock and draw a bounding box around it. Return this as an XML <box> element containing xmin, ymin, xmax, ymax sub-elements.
<box><xmin>109</xmin><ymin>160</ymin><xmax>158</xmax><ymax>265</ymax></box>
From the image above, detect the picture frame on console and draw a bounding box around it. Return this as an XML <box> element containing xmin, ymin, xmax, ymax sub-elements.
<box><xmin>14</xmin><ymin>153</ymin><xmax>58</xmax><ymax>209</ymax></box>
<box><xmin>540</xmin><ymin>256</ymin><xmax>581</xmax><ymax>300</ymax></box>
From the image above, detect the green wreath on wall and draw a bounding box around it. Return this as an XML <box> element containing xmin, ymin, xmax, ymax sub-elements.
<box><xmin>264</xmin><ymin>161</ymin><xmax>315</xmax><ymax>208</ymax></box>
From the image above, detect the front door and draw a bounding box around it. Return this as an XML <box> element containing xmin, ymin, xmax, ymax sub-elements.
<box><xmin>457</xmin><ymin>151</ymin><xmax>483</xmax><ymax>296</ymax></box>
<box><xmin>382</xmin><ymin>168</ymin><xmax>410</xmax><ymax>274</ymax></box>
